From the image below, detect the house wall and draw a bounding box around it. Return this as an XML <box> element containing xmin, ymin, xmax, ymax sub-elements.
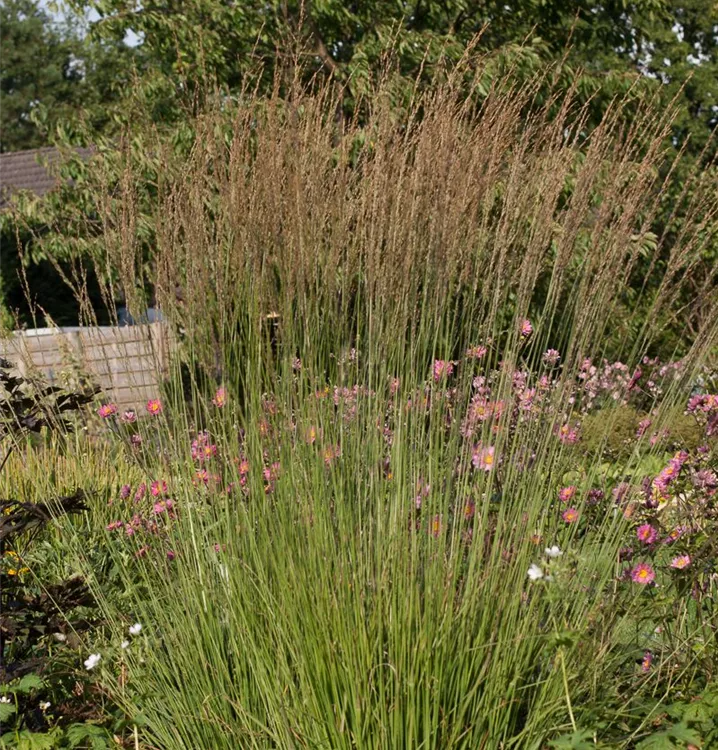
<box><xmin>0</xmin><ymin>323</ymin><xmax>173</xmax><ymax>411</ymax></box>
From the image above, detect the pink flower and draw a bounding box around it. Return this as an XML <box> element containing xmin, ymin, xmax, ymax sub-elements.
<box><xmin>130</xmin><ymin>434</ymin><xmax>142</xmax><ymax>447</ymax></box>
<box><xmin>692</xmin><ymin>469</ymin><xmax>717</xmax><ymax>490</ymax></box>
<box><xmin>663</xmin><ymin>526</ymin><xmax>685</xmax><ymax>544</ymax></box>
<box><xmin>641</xmin><ymin>651</ymin><xmax>653</xmax><ymax>673</ymax></box>
<box><xmin>97</xmin><ymin>403</ymin><xmax>118</xmax><ymax>418</ymax></box>
<box><xmin>558</xmin><ymin>486</ymin><xmax>576</xmax><ymax>503</ymax></box>
<box><xmin>212</xmin><ymin>387</ymin><xmax>227</xmax><ymax>408</ymax></box>
<box><xmin>167</xmin><ymin>549</ymin><xmax>176</xmax><ymax>561</ymax></box>
<box><xmin>670</xmin><ymin>554</ymin><xmax>691</xmax><ymax>570</ymax></box>
<box><xmin>636</xmin><ymin>524</ymin><xmax>658</xmax><ymax>544</ymax></box>
<box><xmin>201</xmin><ymin>443</ymin><xmax>218</xmax><ymax>461</ymax></box>
<box><xmin>413</xmin><ymin>482</ymin><xmax>430</xmax><ymax>509</ymax></box>
<box><xmin>134</xmin><ymin>483</ymin><xmax>146</xmax><ymax>502</ymax></box>
<box><xmin>562</xmin><ymin>507</ymin><xmax>579</xmax><ymax>524</ymax></box>
<box><xmin>430</xmin><ymin>514</ymin><xmax>442</xmax><ymax>538</ymax></box>
<box><xmin>146</xmin><ymin>398</ymin><xmax>163</xmax><ymax>415</ymax></box>
<box><xmin>121</xmin><ymin>410</ymin><xmax>137</xmax><ymax>423</ymax></box>
<box><xmin>466</xmin><ymin>345</ymin><xmax>488</xmax><ymax>359</ymax></box>
<box><xmin>520</xmin><ymin>319</ymin><xmax>533</xmax><ymax>338</ymax></box>
<box><xmin>150</xmin><ymin>480</ymin><xmax>168</xmax><ymax>497</ymax></box>
<box><xmin>432</xmin><ymin>360</ymin><xmax>454</xmax><ymax>382</ymax></box>
<box><xmin>557</xmin><ymin>423</ymin><xmax>580</xmax><ymax>444</ymax></box>
<box><xmin>195</xmin><ymin>468</ymin><xmax>210</xmax><ymax>486</ymax></box>
<box><xmin>636</xmin><ymin>418</ymin><xmax>652</xmax><ymax>437</ymax></box>
<box><xmin>630</xmin><ymin>563</ymin><xmax>655</xmax><ymax>585</ymax></box>
<box><xmin>542</xmin><ymin>349</ymin><xmax>560</xmax><ymax>366</ymax></box>
<box><xmin>473</xmin><ymin>445</ymin><xmax>496</xmax><ymax>471</ymax></box>
<box><xmin>322</xmin><ymin>445</ymin><xmax>340</xmax><ymax>465</ymax></box>
<box><xmin>687</xmin><ymin>394</ymin><xmax>709</xmax><ymax>414</ymax></box>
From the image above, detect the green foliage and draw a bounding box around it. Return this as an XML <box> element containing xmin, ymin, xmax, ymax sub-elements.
<box><xmin>0</xmin><ymin>0</ymin><xmax>134</xmax><ymax>152</ymax></box>
<box><xmin>0</xmin><ymin>0</ymin><xmax>81</xmax><ymax>152</ymax></box>
<box><xmin>635</xmin><ymin>722</ymin><xmax>701</xmax><ymax>749</ymax></box>
<box><xmin>0</xmin><ymin>361</ymin><xmax>104</xmax><ymax>744</ymax></box>
<box><xmin>549</xmin><ymin>729</ymin><xmax>596</xmax><ymax>749</ymax></box>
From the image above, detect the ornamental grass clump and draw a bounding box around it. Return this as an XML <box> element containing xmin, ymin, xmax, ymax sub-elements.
<box><xmin>25</xmin><ymin>60</ymin><xmax>718</xmax><ymax>748</ymax></box>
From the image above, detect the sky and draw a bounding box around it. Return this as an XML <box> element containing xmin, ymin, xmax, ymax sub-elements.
<box><xmin>40</xmin><ymin>0</ymin><xmax>142</xmax><ymax>46</ymax></box>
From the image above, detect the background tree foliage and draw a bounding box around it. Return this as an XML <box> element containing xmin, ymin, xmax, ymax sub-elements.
<box><xmin>0</xmin><ymin>0</ymin><xmax>715</xmax><ymax>351</ymax></box>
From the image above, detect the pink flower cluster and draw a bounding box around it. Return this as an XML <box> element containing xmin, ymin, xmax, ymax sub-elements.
<box><xmin>651</xmin><ymin>451</ymin><xmax>688</xmax><ymax>497</ymax></box>
<box><xmin>191</xmin><ymin>431</ymin><xmax>218</xmax><ymax>462</ymax></box>
<box><xmin>432</xmin><ymin>360</ymin><xmax>455</xmax><ymax>382</ymax></box>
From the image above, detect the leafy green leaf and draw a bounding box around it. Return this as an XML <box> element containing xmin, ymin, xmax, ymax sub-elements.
<box><xmin>15</xmin><ymin>674</ymin><xmax>45</xmax><ymax>694</ymax></box>
<box><xmin>66</xmin><ymin>723</ymin><xmax>110</xmax><ymax>749</ymax></box>
<box><xmin>0</xmin><ymin>702</ymin><xmax>17</xmax><ymax>723</ymax></box>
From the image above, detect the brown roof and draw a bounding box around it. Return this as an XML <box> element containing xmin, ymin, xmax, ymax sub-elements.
<box><xmin>0</xmin><ymin>146</ymin><xmax>94</xmax><ymax>208</ymax></box>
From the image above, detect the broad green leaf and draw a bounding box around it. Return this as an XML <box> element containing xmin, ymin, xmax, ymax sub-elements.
<box><xmin>15</xmin><ymin>675</ymin><xmax>45</xmax><ymax>694</ymax></box>
<box><xmin>0</xmin><ymin>702</ymin><xmax>17</xmax><ymax>723</ymax></box>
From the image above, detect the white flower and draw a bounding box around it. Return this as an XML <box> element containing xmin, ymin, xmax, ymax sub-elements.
<box><xmin>84</xmin><ymin>653</ymin><xmax>101</xmax><ymax>671</ymax></box>
<box><xmin>129</xmin><ymin>623</ymin><xmax>142</xmax><ymax>636</ymax></box>
<box><xmin>544</xmin><ymin>545</ymin><xmax>562</xmax><ymax>558</ymax></box>
<box><xmin>121</xmin><ymin>640</ymin><xmax>130</xmax><ymax>650</ymax></box>
<box><xmin>527</xmin><ymin>563</ymin><xmax>544</xmax><ymax>581</ymax></box>
<box><xmin>0</xmin><ymin>696</ymin><xmax>10</xmax><ymax>704</ymax></box>
<box><xmin>39</xmin><ymin>701</ymin><xmax>51</xmax><ymax>711</ymax></box>
<box><xmin>52</xmin><ymin>633</ymin><xmax>67</xmax><ymax>642</ymax></box>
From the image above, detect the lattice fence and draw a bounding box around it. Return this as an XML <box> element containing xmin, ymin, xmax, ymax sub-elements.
<box><xmin>0</xmin><ymin>323</ymin><xmax>173</xmax><ymax>411</ymax></box>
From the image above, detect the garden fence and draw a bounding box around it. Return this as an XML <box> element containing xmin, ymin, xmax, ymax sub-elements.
<box><xmin>0</xmin><ymin>323</ymin><xmax>173</xmax><ymax>411</ymax></box>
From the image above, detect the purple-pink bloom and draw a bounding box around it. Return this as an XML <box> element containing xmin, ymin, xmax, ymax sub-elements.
<box><xmin>466</xmin><ymin>345</ymin><xmax>488</xmax><ymax>359</ymax></box>
<box><xmin>134</xmin><ymin>483</ymin><xmax>146</xmax><ymax>503</ymax></box>
<box><xmin>641</xmin><ymin>651</ymin><xmax>653</xmax><ymax>673</ymax></box>
<box><xmin>542</xmin><ymin>349</ymin><xmax>560</xmax><ymax>366</ymax></box>
<box><xmin>693</xmin><ymin>469</ymin><xmax>717</xmax><ymax>491</ymax></box>
<box><xmin>636</xmin><ymin>524</ymin><xmax>658</xmax><ymax>544</ymax></box>
<box><xmin>670</xmin><ymin>554</ymin><xmax>691</xmax><ymax>569</ymax></box>
<box><xmin>558</xmin><ymin>486</ymin><xmax>576</xmax><ymax>503</ymax></box>
<box><xmin>630</xmin><ymin>562</ymin><xmax>655</xmax><ymax>585</ymax></box>
<box><xmin>146</xmin><ymin>398</ymin><xmax>163</xmax><ymax>415</ymax></box>
<box><xmin>432</xmin><ymin>360</ymin><xmax>454</xmax><ymax>382</ymax></box>
<box><xmin>430</xmin><ymin>514</ymin><xmax>442</xmax><ymax>538</ymax></box>
<box><xmin>150</xmin><ymin>480</ymin><xmax>168</xmax><ymax>497</ymax></box>
<box><xmin>97</xmin><ymin>403</ymin><xmax>118</xmax><ymax>419</ymax></box>
<box><xmin>473</xmin><ymin>445</ymin><xmax>496</xmax><ymax>471</ymax></box>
